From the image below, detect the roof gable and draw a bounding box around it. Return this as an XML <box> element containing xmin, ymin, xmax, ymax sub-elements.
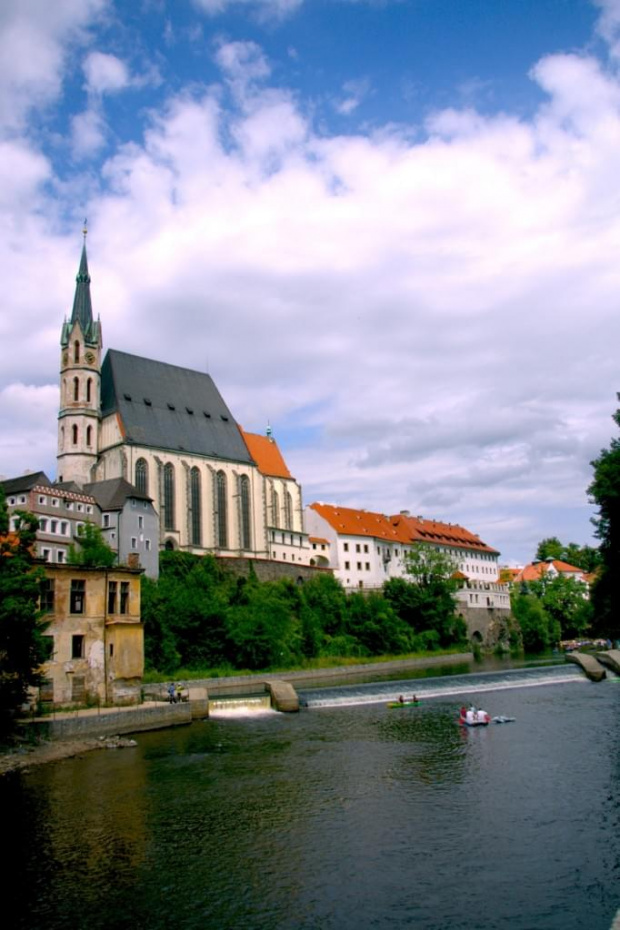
<box><xmin>241</xmin><ymin>430</ymin><xmax>293</xmax><ymax>479</ymax></box>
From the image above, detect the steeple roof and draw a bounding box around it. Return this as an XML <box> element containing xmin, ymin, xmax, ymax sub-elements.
<box><xmin>61</xmin><ymin>238</ymin><xmax>101</xmax><ymax>347</ymax></box>
<box><xmin>71</xmin><ymin>242</ymin><xmax>93</xmax><ymax>333</ymax></box>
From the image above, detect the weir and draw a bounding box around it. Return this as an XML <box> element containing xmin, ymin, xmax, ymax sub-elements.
<box><xmin>565</xmin><ymin>651</ymin><xmax>606</xmax><ymax>682</ymax></box>
<box><xmin>594</xmin><ymin>649</ymin><xmax>620</xmax><ymax>676</ymax></box>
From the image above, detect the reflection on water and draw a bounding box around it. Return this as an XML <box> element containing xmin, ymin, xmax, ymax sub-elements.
<box><xmin>5</xmin><ymin>667</ymin><xmax>620</xmax><ymax>930</ymax></box>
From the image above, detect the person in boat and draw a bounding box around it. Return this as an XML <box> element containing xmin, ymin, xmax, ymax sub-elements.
<box><xmin>459</xmin><ymin>705</ymin><xmax>467</xmax><ymax>720</ymax></box>
<box><xmin>398</xmin><ymin>694</ymin><xmax>405</xmax><ymax>704</ymax></box>
<box><xmin>412</xmin><ymin>695</ymin><xmax>418</xmax><ymax>703</ymax></box>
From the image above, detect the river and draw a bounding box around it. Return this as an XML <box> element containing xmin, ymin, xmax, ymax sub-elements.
<box><xmin>5</xmin><ymin>661</ymin><xmax>620</xmax><ymax>929</ymax></box>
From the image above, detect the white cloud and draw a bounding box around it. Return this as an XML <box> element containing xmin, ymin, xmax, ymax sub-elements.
<box><xmin>192</xmin><ymin>0</ymin><xmax>303</xmax><ymax>21</ymax></box>
<box><xmin>0</xmin><ymin>0</ymin><xmax>107</xmax><ymax>130</ymax></box>
<box><xmin>83</xmin><ymin>51</ymin><xmax>130</xmax><ymax>96</ymax></box>
<box><xmin>333</xmin><ymin>78</ymin><xmax>371</xmax><ymax>116</ymax></box>
<box><xmin>4</xmin><ymin>10</ymin><xmax>620</xmax><ymax>561</ymax></box>
<box><xmin>71</xmin><ymin>108</ymin><xmax>107</xmax><ymax>159</ymax></box>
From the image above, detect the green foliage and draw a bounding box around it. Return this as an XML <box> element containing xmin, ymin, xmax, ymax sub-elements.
<box><xmin>511</xmin><ymin>592</ymin><xmax>559</xmax><ymax>652</ymax></box>
<box><xmin>588</xmin><ymin>396</ymin><xmax>620</xmax><ymax>638</ymax></box>
<box><xmin>0</xmin><ymin>490</ymin><xmax>49</xmax><ymax>732</ymax></box>
<box><xmin>528</xmin><ymin>574</ymin><xmax>592</xmax><ymax>640</ymax></box>
<box><xmin>68</xmin><ymin>521</ymin><xmax>116</xmax><ymax>567</ymax></box>
<box><xmin>141</xmin><ymin>550</ymin><xmax>470</xmax><ymax>675</ymax></box>
<box><xmin>535</xmin><ymin>537</ymin><xmax>601</xmax><ymax>573</ymax></box>
<box><xmin>402</xmin><ymin>543</ymin><xmax>459</xmax><ymax>589</ymax></box>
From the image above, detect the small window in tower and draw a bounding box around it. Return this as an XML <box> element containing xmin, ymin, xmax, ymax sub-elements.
<box><xmin>74</xmin><ymin>340</ymin><xmax>80</xmax><ymax>363</ymax></box>
<box><xmin>72</xmin><ymin>424</ymin><xmax>78</xmax><ymax>445</ymax></box>
<box><xmin>86</xmin><ymin>378</ymin><xmax>92</xmax><ymax>402</ymax></box>
<box><xmin>123</xmin><ymin>393</ymin><xmax>132</xmax><ymax>402</ymax></box>
<box><xmin>73</xmin><ymin>377</ymin><xmax>79</xmax><ymax>402</ymax></box>
<box><xmin>86</xmin><ymin>425</ymin><xmax>92</xmax><ymax>446</ymax></box>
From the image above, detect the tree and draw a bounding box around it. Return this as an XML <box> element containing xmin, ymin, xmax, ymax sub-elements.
<box><xmin>0</xmin><ymin>489</ymin><xmax>49</xmax><ymax>732</ymax></box>
<box><xmin>588</xmin><ymin>396</ymin><xmax>620</xmax><ymax>638</ymax></box>
<box><xmin>535</xmin><ymin>537</ymin><xmax>564</xmax><ymax>561</ymax></box>
<box><xmin>528</xmin><ymin>574</ymin><xmax>592</xmax><ymax>640</ymax></box>
<box><xmin>68</xmin><ymin>521</ymin><xmax>116</xmax><ymax>567</ymax></box>
<box><xmin>511</xmin><ymin>592</ymin><xmax>559</xmax><ymax>653</ymax></box>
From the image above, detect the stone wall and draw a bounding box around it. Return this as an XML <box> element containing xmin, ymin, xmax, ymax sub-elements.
<box><xmin>458</xmin><ymin>606</ymin><xmax>520</xmax><ymax>651</ymax></box>
<box><xmin>217</xmin><ymin>556</ymin><xmax>329</xmax><ymax>585</ymax></box>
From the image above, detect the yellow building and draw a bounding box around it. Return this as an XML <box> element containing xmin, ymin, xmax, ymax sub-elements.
<box><xmin>39</xmin><ymin>562</ymin><xmax>144</xmax><ymax>707</ymax></box>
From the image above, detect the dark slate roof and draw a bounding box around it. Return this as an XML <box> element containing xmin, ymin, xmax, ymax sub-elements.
<box><xmin>61</xmin><ymin>243</ymin><xmax>101</xmax><ymax>347</ymax></box>
<box><xmin>100</xmin><ymin>349</ymin><xmax>254</xmax><ymax>464</ymax></box>
<box><xmin>1</xmin><ymin>471</ymin><xmax>51</xmax><ymax>495</ymax></box>
<box><xmin>84</xmin><ymin>477</ymin><xmax>152</xmax><ymax>512</ymax></box>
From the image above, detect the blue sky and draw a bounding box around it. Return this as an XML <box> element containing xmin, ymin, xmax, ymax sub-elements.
<box><xmin>2</xmin><ymin>0</ymin><xmax>620</xmax><ymax>565</ymax></box>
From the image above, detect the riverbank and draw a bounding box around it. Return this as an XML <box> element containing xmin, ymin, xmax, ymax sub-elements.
<box><xmin>1</xmin><ymin>652</ymin><xmax>474</xmax><ymax>776</ymax></box>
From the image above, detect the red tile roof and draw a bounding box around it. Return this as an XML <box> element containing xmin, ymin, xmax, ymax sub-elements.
<box><xmin>514</xmin><ymin>559</ymin><xmax>584</xmax><ymax>583</ymax></box>
<box><xmin>308</xmin><ymin>503</ymin><xmax>497</xmax><ymax>554</ymax></box>
<box><xmin>241</xmin><ymin>429</ymin><xmax>293</xmax><ymax>479</ymax></box>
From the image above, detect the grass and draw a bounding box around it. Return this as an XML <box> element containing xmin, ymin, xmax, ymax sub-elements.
<box><xmin>142</xmin><ymin>645</ymin><xmax>470</xmax><ymax>683</ymax></box>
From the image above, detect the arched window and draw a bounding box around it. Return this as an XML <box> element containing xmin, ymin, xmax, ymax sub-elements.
<box><xmin>86</xmin><ymin>378</ymin><xmax>92</xmax><ymax>403</ymax></box>
<box><xmin>272</xmin><ymin>489</ymin><xmax>280</xmax><ymax>528</ymax></box>
<box><xmin>60</xmin><ymin>426</ymin><xmax>65</xmax><ymax>448</ymax></box>
<box><xmin>74</xmin><ymin>340</ymin><xmax>80</xmax><ymax>363</ymax></box>
<box><xmin>216</xmin><ymin>471</ymin><xmax>227</xmax><ymax>548</ymax></box>
<box><xmin>86</xmin><ymin>425</ymin><xmax>92</xmax><ymax>447</ymax></box>
<box><xmin>73</xmin><ymin>377</ymin><xmax>79</xmax><ymax>402</ymax></box>
<box><xmin>164</xmin><ymin>539</ymin><xmax>175</xmax><ymax>551</ymax></box>
<box><xmin>190</xmin><ymin>467</ymin><xmax>201</xmax><ymax>547</ymax></box>
<box><xmin>285</xmin><ymin>491</ymin><xmax>293</xmax><ymax>530</ymax></box>
<box><xmin>135</xmin><ymin>458</ymin><xmax>148</xmax><ymax>495</ymax></box>
<box><xmin>163</xmin><ymin>463</ymin><xmax>175</xmax><ymax>531</ymax></box>
<box><xmin>240</xmin><ymin>475</ymin><xmax>251</xmax><ymax>550</ymax></box>
<box><xmin>72</xmin><ymin>424</ymin><xmax>78</xmax><ymax>445</ymax></box>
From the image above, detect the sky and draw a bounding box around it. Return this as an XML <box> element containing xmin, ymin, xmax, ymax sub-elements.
<box><xmin>1</xmin><ymin>0</ymin><xmax>620</xmax><ymax>566</ymax></box>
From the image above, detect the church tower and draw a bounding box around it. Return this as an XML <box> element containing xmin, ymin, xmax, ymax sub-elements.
<box><xmin>57</xmin><ymin>229</ymin><xmax>102</xmax><ymax>485</ymax></box>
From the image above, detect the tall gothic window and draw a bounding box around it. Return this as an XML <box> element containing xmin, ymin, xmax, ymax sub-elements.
<box><xmin>72</xmin><ymin>424</ymin><xmax>78</xmax><ymax>445</ymax></box>
<box><xmin>285</xmin><ymin>491</ymin><xmax>293</xmax><ymax>530</ymax></box>
<box><xmin>216</xmin><ymin>471</ymin><xmax>227</xmax><ymax>548</ymax></box>
<box><xmin>272</xmin><ymin>489</ymin><xmax>280</xmax><ymax>528</ymax></box>
<box><xmin>164</xmin><ymin>463</ymin><xmax>175</xmax><ymax>531</ymax></box>
<box><xmin>240</xmin><ymin>475</ymin><xmax>251</xmax><ymax>550</ymax></box>
<box><xmin>73</xmin><ymin>377</ymin><xmax>79</xmax><ymax>402</ymax></box>
<box><xmin>135</xmin><ymin>458</ymin><xmax>148</xmax><ymax>495</ymax></box>
<box><xmin>86</xmin><ymin>425</ymin><xmax>92</xmax><ymax>447</ymax></box>
<box><xmin>86</xmin><ymin>378</ymin><xmax>92</xmax><ymax>403</ymax></box>
<box><xmin>190</xmin><ymin>467</ymin><xmax>201</xmax><ymax>547</ymax></box>
<box><xmin>74</xmin><ymin>340</ymin><xmax>80</xmax><ymax>363</ymax></box>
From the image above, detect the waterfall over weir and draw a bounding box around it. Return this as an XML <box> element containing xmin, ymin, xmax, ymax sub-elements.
<box><xmin>299</xmin><ymin>663</ymin><xmax>588</xmax><ymax>709</ymax></box>
<box><xmin>209</xmin><ymin>694</ymin><xmax>274</xmax><ymax>716</ymax></box>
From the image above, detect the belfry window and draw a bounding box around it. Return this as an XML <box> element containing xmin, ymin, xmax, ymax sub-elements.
<box><xmin>72</xmin><ymin>424</ymin><xmax>78</xmax><ymax>445</ymax></box>
<box><xmin>163</xmin><ymin>463</ymin><xmax>175</xmax><ymax>531</ymax></box>
<box><xmin>74</xmin><ymin>340</ymin><xmax>80</xmax><ymax>363</ymax></box>
<box><xmin>86</xmin><ymin>378</ymin><xmax>92</xmax><ymax>402</ymax></box>
<box><xmin>86</xmin><ymin>425</ymin><xmax>93</xmax><ymax>447</ymax></box>
<box><xmin>73</xmin><ymin>377</ymin><xmax>79</xmax><ymax>402</ymax></box>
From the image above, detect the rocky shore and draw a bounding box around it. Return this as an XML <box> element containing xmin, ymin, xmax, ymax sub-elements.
<box><xmin>0</xmin><ymin>735</ymin><xmax>138</xmax><ymax>777</ymax></box>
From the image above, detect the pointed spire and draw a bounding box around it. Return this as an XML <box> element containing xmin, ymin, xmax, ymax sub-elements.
<box><xmin>70</xmin><ymin>222</ymin><xmax>94</xmax><ymax>338</ymax></box>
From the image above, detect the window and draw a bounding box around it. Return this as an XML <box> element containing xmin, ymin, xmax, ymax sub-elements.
<box><xmin>39</xmin><ymin>518</ymin><xmax>48</xmax><ymax>532</ymax></box>
<box><xmin>50</xmin><ymin>520</ymin><xmax>58</xmax><ymax>534</ymax></box>
<box><xmin>71</xmin><ymin>634</ymin><xmax>85</xmax><ymax>659</ymax></box>
<box><xmin>109</xmin><ymin>643</ymin><xmax>114</xmax><ymax>658</ymax></box>
<box><xmin>138</xmin><ymin>516</ymin><xmax>144</xmax><ymax>529</ymax></box>
<box><xmin>272</xmin><ymin>489</ymin><xmax>280</xmax><ymax>528</ymax></box>
<box><xmin>135</xmin><ymin>458</ymin><xmax>148</xmax><ymax>495</ymax></box>
<box><xmin>365</xmin><ymin>562</ymin><xmax>370</xmax><ymax>571</ymax></box>
<box><xmin>364</xmin><ymin>544</ymin><xmax>369</xmax><ymax>554</ymax></box>
<box><xmin>72</xmin><ymin>424</ymin><xmax>78</xmax><ymax>445</ymax></box>
<box><xmin>70</xmin><ymin>579</ymin><xmax>85</xmax><ymax>614</ymax></box>
<box><xmin>240</xmin><ymin>474</ymin><xmax>251</xmax><ymax>550</ymax></box>
<box><xmin>40</xmin><ymin>579</ymin><xmax>55</xmax><ymax>612</ymax></box>
<box><xmin>145</xmin><ymin>539</ymin><xmax>151</xmax><ymax>551</ymax></box>
<box><xmin>77</xmin><ymin>503</ymin><xmax>83</xmax><ymax>512</ymax></box>
<box><xmin>65</xmin><ymin>501</ymin><xmax>74</xmax><ymax>510</ymax></box>
<box><xmin>356</xmin><ymin>544</ymin><xmax>361</xmax><ymax>553</ymax></box>
<box><xmin>42</xmin><ymin>548</ymin><xmax>51</xmax><ymax>561</ymax></box>
<box><xmin>57</xmin><ymin>550</ymin><xmax>65</xmax><ymax>564</ymax></box>
<box><xmin>344</xmin><ymin>542</ymin><xmax>349</xmax><ymax>552</ymax></box>
<box><xmin>38</xmin><ymin>496</ymin><xmax>47</xmax><ymax>505</ymax></box>
<box><xmin>216</xmin><ymin>471</ymin><xmax>227</xmax><ymax>548</ymax></box>
<box><xmin>74</xmin><ymin>340</ymin><xmax>80</xmax><ymax>363</ymax></box>
<box><xmin>163</xmin><ymin>463</ymin><xmax>175</xmax><ymax>530</ymax></box>
<box><xmin>108</xmin><ymin>581</ymin><xmax>117</xmax><ymax>614</ymax></box>
<box><xmin>120</xmin><ymin>582</ymin><xmax>129</xmax><ymax>614</ymax></box>
<box><xmin>86</xmin><ymin>378</ymin><xmax>92</xmax><ymax>402</ymax></box>
<box><xmin>73</xmin><ymin>376</ymin><xmax>79</xmax><ymax>401</ymax></box>
<box><xmin>86</xmin><ymin>425</ymin><xmax>92</xmax><ymax>446</ymax></box>
<box><xmin>190</xmin><ymin>467</ymin><xmax>201</xmax><ymax>547</ymax></box>
<box><xmin>357</xmin><ymin>562</ymin><xmax>362</xmax><ymax>570</ymax></box>
<box><xmin>285</xmin><ymin>492</ymin><xmax>293</xmax><ymax>530</ymax></box>
<box><xmin>60</xmin><ymin>521</ymin><xmax>68</xmax><ymax>535</ymax></box>
<box><xmin>52</xmin><ymin>498</ymin><xmax>59</xmax><ymax>507</ymax></box>
<box><xmin>344</xmin><ymin>561</ymin><xmax>350</xmax><ymax>570</ymax></box>
<box><xmin>102</xmin><ymin>514</ymin><xmax>110</xmax><ymax>528</ymax></box>
<box><xmin>131</xmin><ymin>537</ymin><xmax>137</xmax><ymax>549</ymax></box>
<box><xmin>85</xmin><ymin>505</ymin><xmax>92</xmax><ymax>514</ymax></box>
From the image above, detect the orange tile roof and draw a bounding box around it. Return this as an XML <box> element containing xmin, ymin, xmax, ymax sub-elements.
<box><xmin>390</xmin><ymin>513</ymin><xmax>499</xmax><ymax>554</ymax></box>
<box><xmin>309</xmin><ymin>536</ymin><xmax>330</xmax><ymax>545</ymax></box>
<box><xmin>240</xmin><ymin>429</ymin><xmax>293</xmax><ymax>479</ymax></box>
<box><xmin>309</xmin><ymin>503</ymin><xmax>409</xmax><ymax>542</ymax></box>
<box><xmin>308</xmin><ymin>503</ymin><xmax>497</xmax><ymax>554</ymax></box>
<box><xmin>515</xmin><ymin>559</ymin><xmax>585</xmax><ymax>583</ymax></box>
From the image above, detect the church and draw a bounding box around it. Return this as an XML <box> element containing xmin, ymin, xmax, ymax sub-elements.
<box><xmin>57</xmin><ymin>237</ymin><xmax>309</xmax><ymax>565</ymax></box>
